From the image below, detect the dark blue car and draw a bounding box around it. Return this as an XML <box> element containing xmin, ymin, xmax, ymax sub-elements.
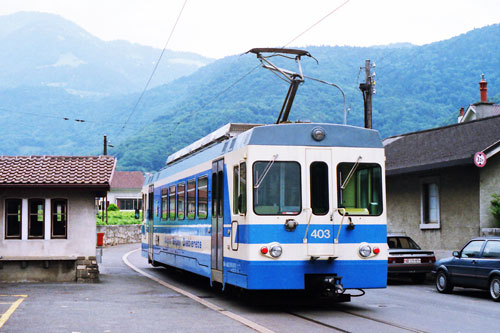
<box><xmin>433</xmin><ymin>237</ymin><xmax>500</xmax><ymax>301</ymax></box>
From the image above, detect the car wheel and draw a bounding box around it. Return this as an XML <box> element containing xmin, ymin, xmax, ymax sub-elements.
<box><xmin>411</xmin><ymin>273</ymin><xmax>427</xmax><ymax>284</ymax></box>
<box><xmin>490</xmin><ymin>276</ymin><xmax>500</xmax><ymax>302</ymax></box>
<box><xmin>436</xmin><ymin>270</ymin><xmax>453</xmax><ymax>293</ymax></box>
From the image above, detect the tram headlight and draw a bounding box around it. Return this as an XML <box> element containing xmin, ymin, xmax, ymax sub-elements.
<box><xmin>270</xmin><ymin>244</ymin><xmax>283</xmax><ymax>258</ymax></box>
<box><xmin>359</xmin><ymin>243</ymin><xmax>372</xmax><ymax>258</ymax></box>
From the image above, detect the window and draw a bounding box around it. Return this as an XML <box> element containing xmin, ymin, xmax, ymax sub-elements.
<box><xmin>169</xmin><ymin>185</ymin><xmax>176</xmax><ymax>220</ymax></box>
<box><xmin>387</xmin><ymin>237</ymin><xmax>421</xmax><ymax>249</ymax></box>
<box><xmin>310</xmin><ymin>162</ymin><xmax>329</xmax><ymax>215</ymax></box>
<box><xmin>5</xmin><ymin>199</ymin><xmax>21</xmax><ymax>239</ymax></box>
<box><xmin>148</xmin><ymin>186</ymin><xmax>154</xmax><ymax>220</ymax></box>
<box><xmin>161</xmin><ymin>188</ymin><xmax>168</xmax><ymax>220</ymax></box>
<box><xmin>482</xmin><ymin>241</ymin><xmax>500</xmax><ymax>259</ymax></box>
<box><xmin>51</xmin><ymin>199</ymin><xmax>67</xmax><ymax>239</ymax></box>
<box><xmin>187</xmin><ymin>179</ymin><xmax>196</xmax><ymax>220</ymax></box>
<box><xmin>461</xmin><ymin>240</ymin><xmax>484</xmax><ymax>258</ymax></box>
<box><xmin>421</xmin><ymin>178</ymin><xmax>440</xmax><ymax>229</ymax></box>
<box><xmin>337</xmin><ymin>163</ymin><xmax>382</xmax><ymax>216</ymax></box>
<box><xmin>197</xmin><ymin>176</ymin><xmax>208</xmax><ymax>219</ymax></box>
<box><xmin>240</xmin><ymin>162</ymin><xmax>247</xmax><ymax>214</ymax></box>
<box><xmin>142</xmin><ymin>193</ymin><xmax>146</xmax><ymax>221</ymax></box>
<box><xmin>177</xmin><ymin>182</ymin><xmax>185</xmax><ymax>220</ymax></box>
<box><xmin>233</xmin><ymin>163</ymin><xmax>247</xmax><ymax>215</ymax></box>
<box><xmin>253</xmin><ymin>161</ymin><xmax>301</xmax><ymax>215</ymax></box>
<box><xmin>116</xmin><ymin>199</ymin><xmax>142</xmax><ymax>210</ymax></box>
<box><xmin>233</xmin><ymin>165</ymin><xmax>239</xmax><ymax>215</ymax></box>
<box><xmin>28</xmin><ymin>199</ymin><xmax>44</xmax><ymax>239</ymax></box>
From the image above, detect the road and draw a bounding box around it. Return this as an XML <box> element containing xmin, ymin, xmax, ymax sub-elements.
<box><xmin>1</xmin><ymin>244</ymin><xmax>499</xmax><ymax>332</ymax></box>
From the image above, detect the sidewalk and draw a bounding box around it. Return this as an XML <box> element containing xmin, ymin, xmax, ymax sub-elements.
<box><xmin>0</xmin><ymin>244</ymin><xmax>251</xmax><ymax>333</ymax></box>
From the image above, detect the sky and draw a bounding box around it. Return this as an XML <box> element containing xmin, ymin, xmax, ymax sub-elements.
<box><xmin>1</xmin><ymin>0</ymin><xmax>500</xmax><ymax>59</ymax></box>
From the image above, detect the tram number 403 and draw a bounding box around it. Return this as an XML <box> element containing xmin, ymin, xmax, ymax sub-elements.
<box><xmin>310</xmin><ymin>229</ymin><xmax>331</xmax><ymax>239</ymax></box>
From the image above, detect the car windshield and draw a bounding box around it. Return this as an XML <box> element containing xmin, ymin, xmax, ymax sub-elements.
<box><xmin>388</xmin><ymin>237</ymin><xmax>421</xmax><ymax>250</ymax></box>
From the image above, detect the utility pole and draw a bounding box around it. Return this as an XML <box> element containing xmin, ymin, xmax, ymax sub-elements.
<box><xmin>103</xmin><ymin>134</ymin><xmax>107</xmax><ymax>155</ymax></box>
<box><xmin>359</xmin><ymin>60</ymin><xmax>376</xmax><ymax>129</ymax></box>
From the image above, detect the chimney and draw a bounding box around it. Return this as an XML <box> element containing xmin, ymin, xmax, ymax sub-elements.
<box><xmin>479</xmin><ymin>74</ymin><xmax>488</xmax><ymax>103</ymax></box>
<box><xmin>459</xmin><ymin>107</ymin><xmax>465</xmax><ymax>116</ymax></box>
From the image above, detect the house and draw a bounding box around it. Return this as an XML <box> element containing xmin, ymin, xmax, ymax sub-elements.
<box><xmin>384</xmin><ymin>77</ymin><xmax>500</xmax><ymax>255</ymax></box>
<box><xmin>107</xmin><ymin>171</ymin><xmax>144</xmax><ymax>211</ymax></box>
<box><xmin>458</xmin><ymin>75</ymin><xmax>500</xmax><ymax>123</ymax></box>
<box><xmin>0</xmin><ymin>155</ymin><xmax>116</xmax><ymax>282</ymax></box>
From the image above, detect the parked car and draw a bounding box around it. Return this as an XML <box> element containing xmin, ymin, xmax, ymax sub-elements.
<box><xmin>433</xmin><ymin>237</ymin><xmax>500</xmax><ymax>301</ymax></box>
<box><xmin>387</xmin><ymin>234</ymin><xmax>436</xmax><ymax>283</ymax></box>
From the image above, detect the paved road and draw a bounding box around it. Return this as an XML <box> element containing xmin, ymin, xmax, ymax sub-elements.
<box><xmin>1</xmin><ymin>244</ymin><xmax>500</xmax><ymax>332</ymax></box>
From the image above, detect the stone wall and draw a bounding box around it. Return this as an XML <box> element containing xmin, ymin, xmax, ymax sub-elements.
<box><xmin>96</xmin><ymin>224</ymin><xmax>142</xmax><ymax>246</ymax></box>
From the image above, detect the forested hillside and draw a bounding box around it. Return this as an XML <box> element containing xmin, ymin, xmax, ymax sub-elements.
<box><xmin>113</xmin><ymin>24</ymin><xmax>500</xmax><ymax>171</ymax></box>
<box><xmin>1</xmin><ymin>12</ymin><xmax>499</xmax><ymax>173</ymax></box>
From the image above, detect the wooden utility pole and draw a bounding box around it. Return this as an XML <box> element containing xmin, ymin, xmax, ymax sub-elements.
<box><xmin>103</xmin><ymin>134</ymin><xmax>107</xmax><ymax>155</ymax></box>
<box><xmin>359</xmin><ymin>60</ymin><xmax>375</xmax><ymax>129</ymax></box>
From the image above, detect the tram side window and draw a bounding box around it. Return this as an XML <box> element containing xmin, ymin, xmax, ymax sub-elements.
<box><xmin>177</xmin><ymin>182</ymin><xmax>185</xmax><ymax>220</ymax></box>
<box><xmin>253</xmin><ymin>161</ymin><xmax>301</xmax><ymax>215</ymax></box>
<box><xmin>161</xmin><ymin>187</ymin><xmax>168</xmax><ymax>221</ymax></box>
<box><xmin>197</xmin><ymin>176</ymin><xmax>208</xmax><ymax>219</ymax></box>
<box><xmin>233</xmin><ymin>163</ymin><xmax>247</xmax><ymax>215</ymax></box>
<box><xmin>310</xmin><ymin>162</ymin><xmax>329</xmax><ymax>215</ymax></box>
<box><xmin>169</xmin><ymin>185</ymin><xmax>176</xmax><ymax>220</ymax></box>
<box><xmin>233</xmin><ymin>165</ymin><xmax>239</xmax><ymax>215</ymax></box>
<box><xmin>337</xmin><ymin>163</ymin><xmax>382</xmax><ymax>216</ymax></box>
<box><xmin>239</xmin><ymin>162</ymin><xmax>247</xmax><ymax>214</ymax></box>
<box><xmin>187</xmin><ymin>179</ymin><xmax>196</xmax><ymax>220</ymax></box>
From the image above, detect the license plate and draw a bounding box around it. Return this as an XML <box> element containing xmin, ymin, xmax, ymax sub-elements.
<box><xmin>404</xmin><ymin>258</ymin><xmax>421</xmax><ymax>264</ymax></box>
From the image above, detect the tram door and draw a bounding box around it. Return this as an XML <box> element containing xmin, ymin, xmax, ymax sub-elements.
<box><xmin>147</xmin><ymin>185</ymin><xmax>154</xmax><ymax>263</ymax></box>
<box><xmin>211</xmin><ymin>159</ymin><xmax>224</xmax><ymax>283</ymax></box>
<box><xmin>306</xmin><ymin>149</ymin><xmax>334</xmax><ymax>257</ymax></box>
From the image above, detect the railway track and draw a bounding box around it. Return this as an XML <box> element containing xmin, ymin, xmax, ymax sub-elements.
<box><xmin>125</xmin><ymin>249</ymin><xmax>429</xmax><ymax>333</ymax></box>
<box><xmin>287</xmin><ymin>310</ymin><xmax>426</xmax><ymax>333</ymax></box>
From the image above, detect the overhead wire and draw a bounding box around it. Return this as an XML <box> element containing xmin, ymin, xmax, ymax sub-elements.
<box><xmin>0</xmin><ymin>107</ymin><xmax>145</xmax><ymax>128</ymax></box>
<box><xmin>127</xmin><ymin>0</ymin><xmax>354</xmax><ymax>145</ymax></box>
<box><xmin>119</xmin><ymin>0</ymin><xmax>189</xmax><ymax>134</ymax></box>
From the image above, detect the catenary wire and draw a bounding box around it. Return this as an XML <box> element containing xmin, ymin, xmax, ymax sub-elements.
<box><xmin>128</xmin><ymin>0</ymin><xmax>354</xmax><ymax>143</ymax></box>
<box><xmin>119</xmin><ymin>0</ymin><xmax>189</xmax><ymax>134</ymax></box>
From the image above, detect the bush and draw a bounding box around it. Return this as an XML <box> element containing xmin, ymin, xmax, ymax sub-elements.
<box><xmin>96</xmin><ymin>210</ymin><xmax>142</xmax><ymax>225</ymax></box>
<box><xmin>108</xmin><ymin>203</ymin><xmax>119</xmax><ymax>211</ymax></box>
<box><xmin>490</xmin><ymin>194</ymin><xmax>500</xmax><ymax>225</ymax></box>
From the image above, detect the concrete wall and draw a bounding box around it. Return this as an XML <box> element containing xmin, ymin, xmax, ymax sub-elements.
<box><xmin>0</xmin><ymin>188</ymin><xmax>97</xmax><ymax>259</ymax></box>
<box><xmin>96</xmin><ymin>224</ymin><xmax>141</xmax><ymax>246</ymax></box>
<box><xmin>479</xmin><ymin>154</ymin><xmax>500</xmax><ymax>228</ymax></box>
<box><xmin>387</xmin><ymin>166</ymin><xmax>480</xmax><ymax>251</ymax></box>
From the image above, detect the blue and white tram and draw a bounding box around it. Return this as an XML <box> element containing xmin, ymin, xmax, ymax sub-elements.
<box><xmin>141</xmin><ymin>122</ymin><xmax>387</xmax><ymax>297</ymax></box>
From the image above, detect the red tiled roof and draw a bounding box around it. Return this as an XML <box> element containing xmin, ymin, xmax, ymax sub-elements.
<box><xmin>110</xmin><ymin>171</ymin><xmax>144</xmax><ymax>189</ymax></box>
<box><xmin>0</xmin><ymin>155</ymin><xmax>116</xmax><ymax>185</ymax></box>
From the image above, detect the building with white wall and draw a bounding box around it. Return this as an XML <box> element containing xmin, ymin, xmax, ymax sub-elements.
<box><xmin>0</xmin><ymin>155</ymin><xmax>115</xmax><ymax>282</ymax></box>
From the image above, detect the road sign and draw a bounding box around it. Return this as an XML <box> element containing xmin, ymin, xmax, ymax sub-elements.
<box><xmin>474</xmin><ymin>152</ymin><xmax>487</xmax><ymax>168</ymax></box>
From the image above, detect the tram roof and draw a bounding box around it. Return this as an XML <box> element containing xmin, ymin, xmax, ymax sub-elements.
<box><xmin>166</xmin><ymin>123</ymin><xmax>262</xmax><ymax>165</ymax></box>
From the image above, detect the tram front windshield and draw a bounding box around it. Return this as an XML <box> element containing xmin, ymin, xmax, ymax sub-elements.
<box><xmin>253</xmin><ymin>161</ymin><xmax>301</xmax><ymax>215</ymax></box>
<box><xmin>337</xmin><ymin>162</ymin><xmax>383</xmax><ymax>216</ymax></box>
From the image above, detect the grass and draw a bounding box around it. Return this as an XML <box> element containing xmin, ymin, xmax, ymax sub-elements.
<box><xmin>96</xmin><ymin>210</ymin><xmax>143</xmax><ymax>225</ymax></box>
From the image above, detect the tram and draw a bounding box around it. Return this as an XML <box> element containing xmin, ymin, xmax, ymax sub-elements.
<box><xmin>141</xmin><ymin>49</ymin><xmax>387</xmax><ymax>299</ymax></box>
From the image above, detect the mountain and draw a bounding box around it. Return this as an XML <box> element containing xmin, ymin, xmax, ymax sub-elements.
<box><xmin>1</xmin><ymin>12</ymin><xmax>499</xmax><ymax>173</ymax></box>
<box><xmin>0</xmin><ymin>12</ymin><xmax>213</xmax><ymax>95</ymax></box>
<box><xmin>112</xmin><ymin>24</ymin><xmax>500</xmax><ymax>171</ymax></box>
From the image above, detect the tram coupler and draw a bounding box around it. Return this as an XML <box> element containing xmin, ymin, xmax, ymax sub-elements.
<box><xmin>305</xmin><ymin>274</ymin><xmax>350</xmax><ymax>302</ymax></box>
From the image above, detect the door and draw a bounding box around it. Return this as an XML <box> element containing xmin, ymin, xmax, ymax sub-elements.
<box><xmin>449</xmin><ymin>240</ymin><xmax>484</xmax><ymax>287</ymax></box>
<box><xmin>305</xmin><ymin>149</ymin><xmax>334</xmax><ymax>257</ymax></box>
<box><xmin>147</xmin><ymin>185</ymin><xmax>154</xmax><ymax>263</ymax></box>
<box><xmin>211</xmin><ymin>159</ymin><xmax>224</xmax><ymax>282</ymax></box>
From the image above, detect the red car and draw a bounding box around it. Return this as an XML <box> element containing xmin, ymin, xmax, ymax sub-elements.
<box><xmin>387</xmin><ymin>234</ymin><xmax>436</xmax><ymax>283</ymax></box>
